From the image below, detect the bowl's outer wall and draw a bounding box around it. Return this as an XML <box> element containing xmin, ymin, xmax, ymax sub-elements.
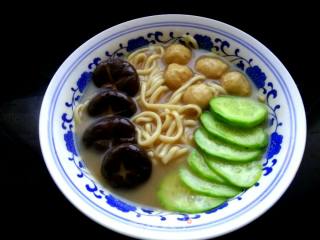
<box><xmin>39</xmin><ymin>15</ymin><xmax>306</xmax><ymax>240</ymax></box>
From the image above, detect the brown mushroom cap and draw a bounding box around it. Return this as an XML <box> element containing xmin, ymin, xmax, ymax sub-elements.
<box><xmin>92</xmin><ymin>58</ymin><xmax>140</xmax><ymax>97</ymax></box>
<box><xmin>87</xmin><ymin>88</ymin><xmax>137</xmax><ymax>117</ymax></box>
<box><xmin>82</xmin><ymin>116</ymin><xmax>136</xmax><ymax>151</ymax></box>
<box><xmin>101</xmin><ymin>143</ymin><xmax>152</xmax><ymax>189</ymax></box>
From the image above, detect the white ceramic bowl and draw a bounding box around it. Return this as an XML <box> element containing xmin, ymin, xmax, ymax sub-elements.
<box><xmin>39</xmin><ymin>15</ymin><xmax>306</xmax><ymax>240</ymax></box>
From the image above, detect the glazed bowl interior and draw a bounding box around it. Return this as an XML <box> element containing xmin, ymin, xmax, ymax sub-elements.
<box><xmin>39</xmin><ymin>15</ymin><xmax>306</xmax><ymax>240</ymax></box>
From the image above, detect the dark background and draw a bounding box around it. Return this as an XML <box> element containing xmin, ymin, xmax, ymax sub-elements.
<box><xmin>3</xmin><ymin>1</ymin><xmax>319</xmax><ymax>239</ymax></box>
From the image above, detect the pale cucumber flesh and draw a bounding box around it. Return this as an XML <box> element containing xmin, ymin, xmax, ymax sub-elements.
<box><xmin>157</xmin><ymin>172</ymin><xmax>226</xmax><ymax>213</ymax></box>
<box><xmin>195</xmin><ymin>128</ymin><xmax>263</xmax><ymax>162</ymax></box>
<box><xmin>179</xmin><ymin>167</ymin><xmax>242</xmax><ymax>197</ymax></box>
<box><xmin>204</xmin><ymin>153</ymin><xmax>262</xmax><ymax>188</ymax></box>
<box><xmin>187</xmin><ymin>149</ymin><xmax>227</xmax><ymax>184</ymax></box>
<box><xmin>157</xmin><ymin>96</ymin><xmax>267</xmax><ymax>213</ymax></box>
<box><xmin>210</xmin><ymin>96</ymin><xmax>268</xmax><ymax>128</ymax></box>
<box><xmin>200</xmin><ymin>111</ymin><xmax>268</xmax><ymax>149</ymax></box>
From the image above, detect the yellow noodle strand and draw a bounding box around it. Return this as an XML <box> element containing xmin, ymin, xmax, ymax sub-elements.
<box><xmin>161</xmin><ymin>146</ymin><xmax>180</xmax><ymax>164</ymax></box>
<box><xmin>129</xmin><ymin>45</ymin><xmax>205</xmax><ymax>164</ymax></box>
<box><xmin>149</xmin><ymin>86</ymin><xmax>169</xmax><ymax>103</ymax></box>
<box><xmin>134</xmin><ymin>117</ymin><xmax>153</xmax><ymax>123</ymax></box>
<box><xmin>169</xmin><ymin>75</ymin><xmax>205</xmax><ymax>102</ymax></box>
<box><xmin>132</xmin><ymin>111</ymin><xmax>162</xmax><ymax>146</ymax></box>
<box><xmin>159</xmin><ymin>111</ymin><xmax>183</xmax><ymax>143</ymax></box>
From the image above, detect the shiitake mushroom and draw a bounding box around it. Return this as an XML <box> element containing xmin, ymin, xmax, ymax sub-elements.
<box><xmin>84</xmin><ymin>58</ymin><xmax>151</xmax><ymax>189</ymax></box>
<box><xmin>92</xmin><ymin>58</ymin><xmax>140</xmax><ymax>97</ymax></box>
<box><xmin>101</xmin><ymin>143</ymin><xmax>152</xmax><ymax>188</ymax></box>
<box><xmin>87</xmin><ymin>88</ymin><xmax>137</xmax><ymax>117</ymax></box>
<box><xmin>82</xmin><ymin>116</ymin><xmax>136</xmax><ymax>151</ymax></box>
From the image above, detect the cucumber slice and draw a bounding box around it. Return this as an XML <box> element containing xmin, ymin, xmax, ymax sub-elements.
<box><xmin>204</xmin><ymin>154</ymin><xmax>262</xmax><ymax>188</ymax></box>
<box><xmin>195</xmin><ymin>128</ymin><xmax>263</xmax><ymax>162</ymax></box>
<box><xmin>200</xmin><ymin>111</ymin><xmax>268</xmax><ymax>149</ymax></box>
<box><xmin>179</xmin><ymin>167</ymin><xmax>242</xmax><ymax>197</ymax></box>
<box><xmin>157</xmin><ymin>172</ymin><xmax>226</xmax><ymax>213</ymax></box>
<box><xmin>210</xmin><ymin>96</ymin><xmax>268</xmax><ymax>128</ymax></box>
<box><xmin>187</xmin><ymin>149</ymin><xmax>227</xmax><ymax>184</ymax></box>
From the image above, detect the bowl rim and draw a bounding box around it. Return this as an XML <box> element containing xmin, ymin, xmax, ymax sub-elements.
<box><xmin>39</xmin><ymin>14</ymin><xmax>306</xmax><ymax>240</ymax></box>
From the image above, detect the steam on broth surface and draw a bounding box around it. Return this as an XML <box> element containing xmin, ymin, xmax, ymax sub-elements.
<box><xmin>74</xmin><ymin>39</ymin><xmax>264</xmax><ymax>210</ymax></box>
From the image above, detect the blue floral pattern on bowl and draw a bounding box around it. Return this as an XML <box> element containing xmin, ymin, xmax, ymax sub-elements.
<box><xmin>62</xmin><ymin>31</ymin><xmax>282</xmax><ymax>221</ymax></box>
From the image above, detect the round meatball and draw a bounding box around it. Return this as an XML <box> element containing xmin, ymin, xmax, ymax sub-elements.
<box><xmin>220</xmin><ymin>71</ymin><xmax>252</xmax><ymax>96</ymax></box>
<box><xmin>182</xmin><ymin>83</ymin><xmax>214</xmax><ymax>108</ymax></box>
<box><xmin>164</xmin><ymin>44</ymin><xmax>192</xmax><ymax>65</ymax></box>
<box><xmin>195</xmin><ymin>57</ymin><xmax>228</xmax><ymax>79</ymax></box>
<box><xmin>164</xmin><ymin>63</ymin><xmax>193</xmax><ymax>90</ymax></box>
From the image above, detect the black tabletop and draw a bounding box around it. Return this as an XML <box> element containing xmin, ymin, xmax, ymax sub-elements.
<box><xmin>3</xmin><ymin>2</ymin><xmax>319</xmax><ymax>239</ymax></box>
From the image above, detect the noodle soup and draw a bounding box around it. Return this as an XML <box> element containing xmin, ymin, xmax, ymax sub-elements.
<box><xmin>75</xmin><ymin>40</ymin><xmax>266</xmax><ymax>211</ymax></box>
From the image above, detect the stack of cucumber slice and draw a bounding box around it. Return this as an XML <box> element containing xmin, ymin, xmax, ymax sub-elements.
<box><xmin>158</xmin><ymin>96</ymin><xmax>268</xmax><ymax>213</ymax></box>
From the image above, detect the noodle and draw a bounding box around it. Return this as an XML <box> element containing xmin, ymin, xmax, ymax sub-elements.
<box><xmin>183</xmin><ymin>119</ymin><xmax>198</xmax><ymax>126</ymax></box>
<box><xmin>168</xmin><ymin>75</ymin><xmax>205</xmax><ymax>103</ymax></box>
<box><xmin>134</xmin><ymin>117</ymin><xmax>153</xmax><ymax>123</ymax></box>
<box><xmin>182</xmin><ymin>34</ymin><xmax>199</xmax><ymax>49</ymax></box>
<box><xmin>159</xmin><ymin>111</ymin><xmax>183</xmax><ymax>143</ymax></box>
<box><xmin>132</xmin><ymin>111</ymin><xmax>162</xmax><ymax>147</ymax></box>
<box><xmin>148</xmin><ymin>86</ymin><xmax>169</xmax><ymax>103</ymax></box>
<box><xmin>129</xmin><ymin>45</ymin><xmax>201</xmax><ymax>164</ymax></box>
<box><xmin>74</xmin><ymin>100</ymin><xmax>89</xmax><ymax>126</ymax></box>
<box><xmin>206</xmin><ymin>81</ymin><xmax>227</xmax><ymax>95</ymax></box>
<box><xmin>128</xmin><ymin>46</ymin><xmax>164</xmax><ymax>76</ymax></box>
